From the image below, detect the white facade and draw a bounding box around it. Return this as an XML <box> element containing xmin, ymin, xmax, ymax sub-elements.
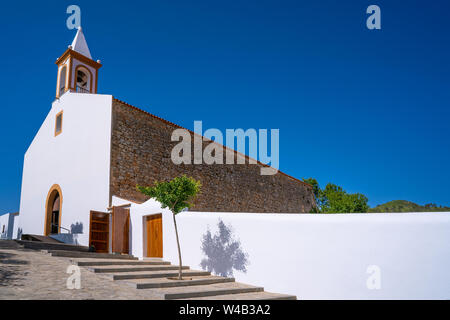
<box><xmin>18</xmin><ymin>92</ymin><xmax>113</xmax><ymax>245</ymax></box>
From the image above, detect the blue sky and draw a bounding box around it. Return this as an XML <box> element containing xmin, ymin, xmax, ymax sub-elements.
<box><xmin>0</xmin><ymin>0</ymin><xmax>449</xmax><ymax>213</ymax></box>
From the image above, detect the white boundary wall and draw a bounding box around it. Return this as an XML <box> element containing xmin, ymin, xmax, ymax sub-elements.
<box><xmin>125</xmin><ymin>199</ymin><xmax>450</xmax><ymax>300</ymax></box>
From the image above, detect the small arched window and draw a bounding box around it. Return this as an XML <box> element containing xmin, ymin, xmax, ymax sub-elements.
<box><xmin>55</xmin><ymin>111</ymin><xmax>63</xmax><ymax>136</ymax></box>
<box><xmin>59</xmin><ymin>66</ymin><xmax>67</xmax><ymax>96</ymax></box>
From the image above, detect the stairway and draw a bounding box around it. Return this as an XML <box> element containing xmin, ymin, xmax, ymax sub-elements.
<box><xmin>0</xmin><ymin>240</ymin><xmax>23</xmax><ymax>249</ymax></box>
<box><xmin>42</xmin><ymin>249</ymin><xmax>136</xmax><ymax>260</ymax></box>
<box><xmin>16</xmin><ymin>240</ymin><xmax>92</xmax><ymax>252</ymax></box>
<box><xmin>1</xmin><ymin>240</ymin><xmax>296</xmax><ymax>300</ymax></box>
<box><xmin>21</xmin><ymin>234</ymin><xmax>64</xmax><ymax>243</ymax></box>
<box><xmin>11</xmin><ymin>235</ymin><xmax>137</xmax><ymax>260</ymax></box>
<box><xmin>14</xmin><ymin>234</ymin><xmax>94</xmax><ymax>253</ymax></box>
<box><xmin>67</xmin><ymin>256</ymin><xmax>296</xmax><ymax>300</ymax></box>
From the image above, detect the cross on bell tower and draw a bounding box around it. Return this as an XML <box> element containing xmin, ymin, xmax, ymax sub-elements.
<box><xmin>55</xmin><ymin>27</ymin><xmax>102</xmax><ymax>98</ymax></box>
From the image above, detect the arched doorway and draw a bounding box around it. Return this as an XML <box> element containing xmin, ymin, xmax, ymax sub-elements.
<box><xmin>44</xmin><ymin>185</ymin><xmax>63</xmax><ymax>236</ymax></box>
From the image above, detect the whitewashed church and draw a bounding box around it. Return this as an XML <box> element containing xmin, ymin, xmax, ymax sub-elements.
<box><xmin>16</xmin><ymin>27</ymin><xmax>316</xmax><ymax>259</ymax></box>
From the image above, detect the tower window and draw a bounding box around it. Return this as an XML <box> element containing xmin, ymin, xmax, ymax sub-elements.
<box><xmin>76</xmin><ymin>67</ymin><xmax>91</xmax><ymax>93</ymax></box>
<box><xmin>55</xmin><ymin>111</ymin><xmax>63</xmax><ymax>136</ymax></box>
<box><xmin>59</xmin><ymin>66</ymin><xmax>67</xmax><ymax>96</ymax></box>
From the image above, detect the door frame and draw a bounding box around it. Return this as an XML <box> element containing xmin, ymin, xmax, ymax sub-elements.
<box><xmin>44</xmin><ymin>184</ymin><xmax>63</xmax><ymax>236</ymax></box>
<box><xmin>144</xmin><ymin>213</ymin><xmax>163</xmax><ymax>258</ymax></box>
<box><xmin>111</xmin><ymin>206</ymin><xmax>130</xmax><ymax>254</ymax></box>
<box><xmin>89</xmin><ymin>211</ymin><xmax>110</xmax><ymax>253</ymax></box>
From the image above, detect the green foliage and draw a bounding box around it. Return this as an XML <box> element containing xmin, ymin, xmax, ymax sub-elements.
<box><xmin>302</xmin><ymin>178</ymin><xmax>369</xmax><ymax>213</ymax></box>
<box><xmin>368</xmin><ymin>200</ymin><xmax>450</xmax><ymax>213</ymax></box>
<box><xmin>321</xmin><ymin>184</ymin><xmax>369</xmax><ymax>213</ymax></box>
<box><xmin>137</xmin><ymin>175</ymin><xmax>201</xmax><ymax>280</ymax></box>
<box><xmin>302</xmin><ymin>178</ymin><xmax>321</xmax><ymax>201</ymax></box>
<box><xmin>302</xmin><ymin>179</ymin><xmax>449</xmax><ymax>214</ymax></box>
<box><xmin>137</xmin><ymin>175</ymin><xmax>202</xmax><ymax>214</ymax></box>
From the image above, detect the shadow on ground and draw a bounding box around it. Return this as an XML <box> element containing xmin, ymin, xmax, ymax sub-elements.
<box><xmin>0</xmin><ymin>251</ymin><xmax>29</xmax><ymax>287</ymax></box>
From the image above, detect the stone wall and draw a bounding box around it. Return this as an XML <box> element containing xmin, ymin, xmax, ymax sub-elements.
<box><xmin>110</xmin><ymin>99</ymin><xmax>316</xmax><ymax>213</ymax></box>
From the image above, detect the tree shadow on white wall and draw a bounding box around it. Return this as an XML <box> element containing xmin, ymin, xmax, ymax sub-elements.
<box><xmin>200</xmin><ymin>219</ymin><xmax>249</xmax><ymax>277</ymax></box>
<box><xmin>71</xmin><ymin>222</ymin><xmax>83</xmax><ymax>234</ymax></box>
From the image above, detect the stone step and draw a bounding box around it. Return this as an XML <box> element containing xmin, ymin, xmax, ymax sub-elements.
<box><xmin>71</xmin><ymin>258</ymin><xmax>169</xmax><ymax>266</ymax></box>
<box><xmin>17</xmin><ymin>240</ymin><xmax>90</xmax><ymax>252</ymax></box>
<box><xmin>73</xmin><ymin>253</ymin><xmax>295</xmax><ymax>300</ymax></box>
<box><xmin>184</xmin><ymin>291</ymin><xmax>297</xmax><ymax>300</ymax></box>
<box><xmin>107</xmin><ymin>269</ymin><xmax>211</xmax><ymax>280</ymax></box>
<box><xmin>0</xmin><ymin>240</ymin><xmax>23</xmax><ymax>249</ymax></box>
<box><xmin>21</xmin><ymin>234</ymin><xmax>63</xmax><ymax>243</ymax></box>
<box><xmin>151</xmin><ymin>282</ymin><xmax>264</xmax><ymax>300</ymax></box>
<box><xmin>124</xmin><ymin>275</ymin><xmax>234</xmax><ymax>289</ymax></box>
<box><xmin>88</xmin><ymin>265</ymin><xmax>190</xmax><ymax>273</ymax></box>
<box><xmin>43</xmin><ymin>250</ymin><xmax>138</xmax><ymax>260</ymax></box>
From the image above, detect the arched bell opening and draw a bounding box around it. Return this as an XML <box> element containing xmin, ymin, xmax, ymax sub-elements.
<box><xmin>75</xmin><ymin>66</ymin><xmax>92</xmax><ymax>93</ymax></box>
<box><xmin>58</xmin><ymin>66</ymin><xmax>67</xmax><ymax>97</ymax></box>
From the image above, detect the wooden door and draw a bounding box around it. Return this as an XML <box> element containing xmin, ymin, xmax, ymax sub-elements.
<box><xmin>89</xmin><ymin>211</ymin><xmax>109</xmax><ymax>253</ymax></box>
<box><xmin>112</xmin><ymin>206</ymin><xmax>130</xmax><ymax>254</ymax></box>
<box><xmin>146</xmin><ymin>214</ymin><xmax>162</xmax><ymax>258</ymax></box>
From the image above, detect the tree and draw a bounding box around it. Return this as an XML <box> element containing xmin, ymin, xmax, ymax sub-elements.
<box><xmin>302</xmin><ymin>178</ymin><xmax>369</xmax><ymax>213</ymax></box>
<box><xmin>302</xmin><ymin>178</ymin><xmax>323</xmax><ymax>211</ymax></box>
<box><xmin>137</xmin><ymin>175</ymin><xmax>201</xmax><ymax>280</ymax></box>
<box><xmin>321</xmin><ymin>183</ymin><xmax>369</xmax><ymax>213</ymax></box>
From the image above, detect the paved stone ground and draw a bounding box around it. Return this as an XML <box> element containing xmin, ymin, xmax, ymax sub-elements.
<box><xmin>0</xmin><ymin>248</ymin><xmax>162</xmax><ymax>300</ymax></box>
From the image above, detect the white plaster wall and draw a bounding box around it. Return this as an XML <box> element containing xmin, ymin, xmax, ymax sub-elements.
<box><xmin>18</xmin><ymin>92</ymin><xmax>113</xmax><ymax>245</ymax></box>
<box><xmin>12</xmin><ymin>213</ymin><xmax>20</xmax><ymax>239</ymax></box>
<box><xmin>126</xmin><ymin>203</ymin><xmax>450</xmax><ymax>299</ymax></box>
<box><xmin>112</xmin><ymin>197</ymin><xmax>165</xmax><ymax>259</ymax></box>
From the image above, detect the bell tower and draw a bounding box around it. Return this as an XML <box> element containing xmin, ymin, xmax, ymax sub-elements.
<box><xmin>55</xmin><ymin>27</ymin><xmax>102</xmax><ymax>98</ymax></box>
